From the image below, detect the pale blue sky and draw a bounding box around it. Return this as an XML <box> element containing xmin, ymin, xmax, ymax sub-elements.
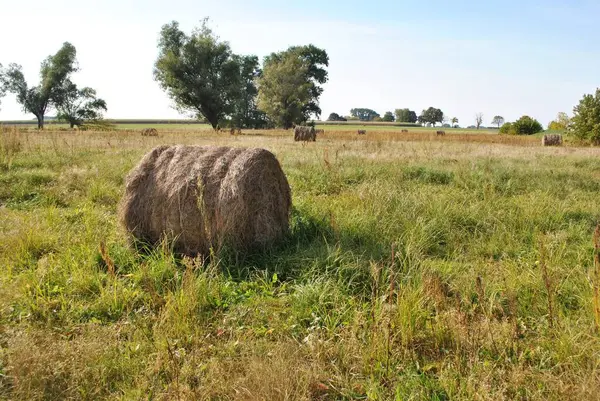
<box><xmin>1</xmin><ymin>0</ymin><xmax>598</xmax><ymax>126</ymax></box>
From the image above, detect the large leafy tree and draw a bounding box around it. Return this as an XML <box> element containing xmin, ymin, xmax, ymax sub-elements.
<box><xmin>382</xmin><ymin>111</ymin><xmax>394</xmax><ymax>122</ymax></box>
<box><xmin>259</xmin><ymin>44</ymin><xmax>328</xmax><ymax>126</ymax></box>
<box><xmin>350</xmin><ymin>108</ymin><xmax>380</xmax><ymax>121</ymax></box>
<box><xmin>1</xmin><ymin>42</ymin><xmax>78</xmax><ymax>129</ymax></box>
<box><xmin>511</xmin><ymin>115</ymin><xmax>543</xmax><ymax>135</ymax></box>
<box><xmin>257</xmin><ymin>54</ymin><xmax>312</xmax><ymax>129</ymax></box>
<box><xmin>492</xmin><ymin>115</ymin><xmax>505</xmax><ymax>128</ymax></box>
<box><xmin>154</xmin><ymin>20</ymin><xmax>242</xmax><ymax>130</ymax></box>
<box><xmin>54</xmin><ymin>80</ymin><xmax>107</xmax><ymax>128</ymax></box>
<box><xmin>418</xmin><ymin>107</ymin><xmax>444</xmax><ymax>126</ymax></box>
<box><xmin>570</xmin><ymin>89</ymin><xmax>600</xmax><ymax>144</ymax></box>
<box><xmin>395</xmin><ymin>108</ymin><xmax>418</xmax><ymax>123</ymax></box>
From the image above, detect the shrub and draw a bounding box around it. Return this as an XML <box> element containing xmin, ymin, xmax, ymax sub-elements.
<box><xmin>570</xmin><ymin>89</ymin><xmax>600</xmax><ymax>144</ymax></box>
<box><xmin>499</xmin><ymin>122</ymin><xmax>513</xmax><ymax>134</ymax></box>
<box><xmin>511</xmin><ymin>116</ymin><xmax>543</xmax><ymax>135</ymax></box>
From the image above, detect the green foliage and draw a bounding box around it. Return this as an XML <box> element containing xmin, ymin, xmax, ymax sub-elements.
<box><xmin>395</xmin><ymin>108</ymin><xmax>418</xmax><ymax>123</ymax></box>
<box><xmin>548</xmin><ymin>112</ymin><xmax>570</xmax><ymax>131</ymax></box>
<box><xmin>512</xmin><ymin>115</ymin><xmax>543</xmax><ymax>135</ymax></box>
<box><xmin>0</xmin><ymin>43</ymin><xmax>78</xmax><ymax>129</ymax></box>
<box><xmin>492</xmin><ymin>115</ymin><xmax>505</xmax><ymax>128</ymax></box>
<box><xmin>258</xmin><ymin>45</ymin><xmax>328</xmax><ymax>128</ymax></box>
<box><xmin>570</xmin><ymin>89</ymin><xmax>600</xmax><ymax>144</ymax></box>
<box><xmin>154</xmin><ymin>20</ymin><xmax>243</xmax><ymax>130</ymax></box>
<box><xmin>350</xmin><ymin>108</ymin><xmax>380</xmax><ymax>121</ymax></box>
<box><xmin>327</xmin><ymin>112</ymin><xmax>346</xmax><ymax>121</ymax></box>
<box><xmin>451</xmin><ymin>117</ymin><xmax>458</xmax><ymax>127</ymax></box>
<box><xmin>499</xmin><ymin>122</ymin><xmax>513</xmax><ymax>134</ymax></box>
<box><xmin>418</xmin><ymin>107</ymin><xmax>444</xmax><ymax>126</ymax></box>
<box><xmin>55</xmin><ymin>80</ymin><xmax>107</xmax><ymax>128</ymax></box>
<box><xmin>382</xmin><ymin>111</ymin><xmax>394</xmax><ymax>122</ymax></box>
<box><xmin>229</xmin><ymin>55</ymin><xmax>268</xmax><ymax>129</ymax></box>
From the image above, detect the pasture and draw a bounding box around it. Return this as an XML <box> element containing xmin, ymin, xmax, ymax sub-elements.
<box><xmin>0</xmin><ymin>127</ymin><xmax>599</xmax><ymax>400</ymax></box>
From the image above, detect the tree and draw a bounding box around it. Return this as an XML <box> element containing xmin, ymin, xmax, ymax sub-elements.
<box><xmin>54</xmin><ymin>80</ymin><xmax>107</xmax><ymax>128</ymax></box>
<box><xmin>229</xmin><ymin>55</ymin><xmax>268</xmax><ymax>129</ymax></box>
<box><xmin>499</xmin><ymin>122</ymin><xmax>513</xmax><ymax>134</ymax></box>
<box><xmin>154</xmin><ymin>20</ymin><xmax>243</xmax><ymax>130</ymax></box>
<box><xmin>262</xmin><ymin>44</ymin><xmax>328</xmax><ymax>123</ymax></box>
<box><xmin>451</xmin><ymin>117</ymin><xmax>458</xmax><ymax>128</ymax></box>
<box><xmin>570</xmin><ymin>89</ymin><xmax>600</xmax><ymax>144</ymax></box>
<box><xmin>475</xmin><ymin>112</ymin><xmax>484</xmax><ymax>129</ymax></box>
<box><xmin>327</xmin><ymin>112</ymin><xmax>346</xmax><ymax>121</ymax></box>
<box><xmin>511</xmin><ymin>116</ymin><xmax>543</xmax><ymax>135</ymax></box>
<box><xmin>491</xmin><ymin>116</ymin><xmax>505</xmax><ymax>128</ymax></box>
<box><xmin>257</xmin><ymin>53</ymin><xmax>312</xmax><ymax>129</ymax></box>
<box><xmin>418</xmin><ymin>107</ymin><xmax>444</xmax><ymax>126</ymax></box>
<box><xmin>1</xmin><ymin>43</ymin><xmax>78</xmax><ymax>129</ymax></box>
<box><xmin>258</xmin><ymin>45</ymin><xmax>328</xmax><ymax>128</ymax></box>
<box><xmin>350</xmin><ymin>108</ymin><xmax>380</xmax><ymax>121</ymax></box>
<box><xmin>382</xmin><ymin>111</ymin><xmax>394</xmax><ymax>122</ymax></box>
<box><xmin>0</xmin><ymin>64</ymin><xmax>4</xmax><ymax>110</ymax></box>
<box><xmin>394</xmin><ymin>108</ymin><xmax>417</xmax><ymax>123</ymax></box>
<box><xmin>548</xmin><ymin>112</ymin><xmax>570</xmax><ymax>131</ymax></box>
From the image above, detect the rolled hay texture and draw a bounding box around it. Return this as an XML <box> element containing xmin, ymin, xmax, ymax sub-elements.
<box><xmin>120</xmin><ymin>145</ymin><xmax>292</xmax><ymax>256</ymax></box>
<box><xmin>294</xmin><ymin>126</ymin><xmax>316</xmax><ymax>142</ymax></box>
<box><xmin>141</xmin><ymin>128</ymin><xmax>158</xmax><ymax>137</ymax></box>
<box><xmin>542</xmin><ymin>134</ymin><xmax>563</xmax><ymax>146</ymax></box>
<box><xmin>357</xmin><ymin>129</ymin><xmax>366</xmax><ymax>135</ymax></box>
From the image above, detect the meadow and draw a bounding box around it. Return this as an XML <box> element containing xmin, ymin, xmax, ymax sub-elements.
<box><xmin>0</xmin><ymin>127</ymin><xmax>599</xmax><ymax>400</ymax></box>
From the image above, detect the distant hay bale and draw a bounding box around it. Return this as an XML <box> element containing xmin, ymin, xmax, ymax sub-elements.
<box><xmin>119</xmin><ymin>145</ymin><xmax>291</xmax><ymax>256</ymax></box>
<box><xmin>141</xmin><ymin>128</ymin><xmax>158</xmax><ymax>137</ymax></box>
<box><xmin>436</xmin><ymin>130</ymin><xmax>446</xmax><ymax>136</ymax></box>
<box><xmin>542</xmin><ymin>134</ymin><xmax>563</xmax><ymax>146</ymax></box>
<box><xmin>401</xmin><ymin>129</ymin><xmax>409</xmax><ymax>133</ymax></box>
<box><xmin>357</xmin><ymin>130</ymin><xmax>366</xmax><ymax>135</ymax></box>
<box><xmin>294</xmin><ymin>126</ymin><xmax>316</xmax><ymax>142</ymax></box>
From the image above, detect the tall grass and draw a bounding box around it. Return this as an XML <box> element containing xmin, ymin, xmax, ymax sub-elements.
<box><xmin>1</xmin><ymin>129</ymin><xmax>600</xmax><ymax>399</ymax></box>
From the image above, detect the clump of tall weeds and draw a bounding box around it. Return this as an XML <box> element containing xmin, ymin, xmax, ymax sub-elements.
<box><xmin>0</xmin><ymin>126</ymin><xmax>22</xmax><ymax>169</ymax></box>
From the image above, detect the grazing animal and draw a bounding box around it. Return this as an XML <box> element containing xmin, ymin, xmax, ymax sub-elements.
<box><xmin>294</xmin><ymin>126</ymin><xmax>316</xmax><ymax>142</ymax></box>
<box><xmin>230</xmin><ymin>128</ymin><xmax>235</xmax><ymax>135</ymax></box>
<box><xmin>119</xmin><ymin>145</ymin><xmax>291</xmax><ymax>256</ymax></box>
<box><xmin>542</xmin><ymin>134</ymin><xmax>563</xmax><ymax>146</ymax></box>
<box><xmin>357</xmin><ymin>130</ymin><xmax>367</xmax><ymax>135</ymax></box>
<box><xmin>141</xmin><ymin>128</ymin><xmax>158</xmax><ymax>137</ymax></box>
<box><xmin>401</xmin><ymin>129</ymin><xmax>409</xmax><ymax>133</ymax></box>
<box><xmin>436</xmin><ymin>130</ymin><xmax>446</xmax><ymax>136</ymax></box>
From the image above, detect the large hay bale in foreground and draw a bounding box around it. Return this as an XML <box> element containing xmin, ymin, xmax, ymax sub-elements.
<box><xmin>120</xmin><ymin>145</ymin><xmax>291</xmax><ymax>255</ymax></box>
<box><xmin>294</xmin><ymin>126</ymin><xmax>316</xmax><ymax>142</ymax></box>
<box><xmin>141</xmin><ymin>128</ymin><xmax>158</xmax><ymax>137</ymax></box>
<box><xmin>542</xmin><ymin>134</ymin><xmax>563</xmax><ymax>146</ymax></box>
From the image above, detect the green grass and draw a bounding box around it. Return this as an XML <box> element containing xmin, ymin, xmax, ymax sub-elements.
<box><xmin>0</xmin><ymin>128</ymin><xmax>599</xmax><ymax>400</ymax></box>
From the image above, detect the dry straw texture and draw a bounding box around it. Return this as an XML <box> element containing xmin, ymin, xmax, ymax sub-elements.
<box><xmin>542</xmin><ymin>134</ymin><xmax>563</xmax><ymax>146</ymax></box>
<box><xmin>141</xmin><ymin>128</ymin><xmax>159</xmax><ymax>136</ymax></box>
<box><xmin>294</xmin><ymin>126</ymin><xmax>316</xmax><ymax>142</ymax></box>
<box><xmin>119</xmin><ymin>145</ymin><xmax>291</xmax><ymax>255</ymax></box>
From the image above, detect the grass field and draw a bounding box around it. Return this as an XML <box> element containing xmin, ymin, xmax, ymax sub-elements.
<box><xmin>1</xmin><ymin>127</ymin><xmax>599</xmax><ymax>400</ymax></box>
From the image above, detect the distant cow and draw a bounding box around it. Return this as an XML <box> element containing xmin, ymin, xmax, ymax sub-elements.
<box><xmin>141</xmin><ymin>128</ymin><xmax>158</xmax><ymax>137</ymax></box>
<box><xmin>357</xmin><ymin>129</ymin><xmax>367</xmax><ymax>135</ymax></box>
<box><xmin>542</xmin><ymin>134</ymin><xmax>563</xmax><ymax>146</ymax></box>
<box><xmin>401</xmin><ymin>129</ymin><xmax>409</xmax><ymax>133</ymax></box>
<box><xmin>436</xmin><ymin>130</ymin><xmax>446</xmax><ymax>136</ymax></box>
<box><xmin>294</xmin><ymin>126</ymin><xmax>316</xmax><ymax>142</ymax></box>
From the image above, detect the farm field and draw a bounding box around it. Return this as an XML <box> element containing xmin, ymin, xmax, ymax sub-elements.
<box><xmin>1</xmin><ymin>127</ymin><xmax>600</xmax><ymax>400</ymax></box>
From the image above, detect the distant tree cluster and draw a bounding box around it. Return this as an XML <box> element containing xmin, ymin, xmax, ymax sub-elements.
<box><xmin>350</xmin><ymin>108</ymin><xmax>380</xmax><ymax>121</ymax></box>
<box><xmin>327</xmin><ymin>112</ymin><xmax>346</xmax><ymax>121</ymax></box>
<box><xmin>499</xmin><ymin>116</ymin><xmax>543</xmax><ymax>135</ymax></box>
<box><xmin>395</xmin><ymin>108</ymin><xmax>418</xmax><ymax>123</ymax></box>
<box><xmin>569</xmin><ymin>89</ymin><xmax>600</xmax><ymax>144</ymax></box>
<box><xmin>418</xmin><ymin>107</ymin><xmax>444</xmax><ymax>126</ymax></box>
<box><xmin>154</xmin><ymin>19</ymin><xmax>328</xmax><ymax>130</ymax></box>
<box><xmin>0</xmin><ymin>43</ymin><xmax>107</xmax><ymax>128</ymax></box>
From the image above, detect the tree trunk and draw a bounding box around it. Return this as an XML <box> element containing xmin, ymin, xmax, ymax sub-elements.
<box><xmin>70</xmin><ymin>122</ymin><xmax>75</xmax><ymax>129</ymax></box>
<box><xmin>36</xmin><ymin>115</ymin><xmax>44</xmax><ymax>130</ymax></box>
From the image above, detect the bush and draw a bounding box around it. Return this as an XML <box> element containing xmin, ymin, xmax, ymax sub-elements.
<box><xmin>510</xmin><ymin>116</ymin><xmax>543</xmax><ymax>135</ymax></box>
<box><xmin>570</xmin><ymin>89</ymin><xmax>600</xmax><ymax>144</ymax></box>
<box><xmin>499</xmin><ymin>122</ymin><xmax>513</xmax><ymax>134</ymax></box>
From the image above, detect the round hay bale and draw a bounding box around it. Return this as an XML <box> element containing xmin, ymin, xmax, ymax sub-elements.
<box><xmin>119</xmin><ymin>145</ymin><xmax>291</xmax><ymax>256</ymax></box>
<box><xmin>141</xmin><ymin>128</ymin><xmax>158</xmax><ymax>137</ymax></box>
<box><xmin>542</xmin><ymin>134</ymin><xmax>563</xmax><ymax>146</ymax></box>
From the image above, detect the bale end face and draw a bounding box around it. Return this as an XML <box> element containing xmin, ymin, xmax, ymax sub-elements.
<box><xmin>119</xmin><ymin>145</ymin><xmax>291</xmax><ymax>256</ymax></box>
<box><xmin>294</xmin><ymin>126</ymin><xmax>316</xmax><ymax>142</ymax></box>
<box><xmin>141</xmin><ymin>128</ymin><xmax>159</xmax><ymax>137</ymax></box>
<box><xmin>542</xmin><ymin>134</ymin><xmax>563</xmax><ymax>146</ymax></box>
